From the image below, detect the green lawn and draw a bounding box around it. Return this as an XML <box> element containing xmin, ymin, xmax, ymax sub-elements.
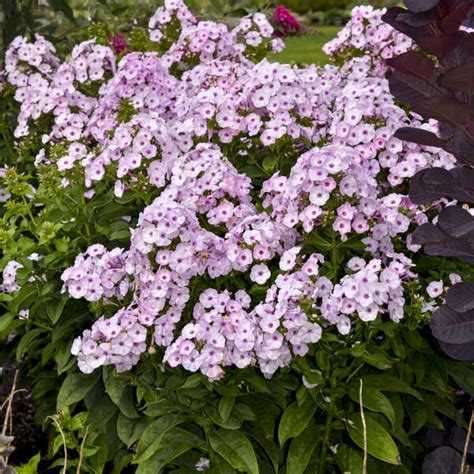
<box><xmin>269</xmin><ymin>26</ymin><xmax>341</xmax><ymax>66</ymax></box>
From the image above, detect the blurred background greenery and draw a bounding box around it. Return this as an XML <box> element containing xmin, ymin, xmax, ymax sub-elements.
<box><xmin>0</xmin><ymin>0</ymin><xmax>401</xmax><ymax>67</ymax></box>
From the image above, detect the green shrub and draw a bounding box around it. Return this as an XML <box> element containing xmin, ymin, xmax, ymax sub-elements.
<box><xmin>278</xmin><ymin>0</ymin><xmax>352</xmax><ymax>14</ymax></box>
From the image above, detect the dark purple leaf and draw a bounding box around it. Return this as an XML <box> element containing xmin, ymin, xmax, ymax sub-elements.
<box><xmin>446</xmin><ymin>282</ymin><xmax>474</xmax><ymax>312</ymax></box>
<box><xmin>382</xmin><ymin>8</ymin><xmax>412</xmax><ymax>35</ymax></box>
<box><xmin>409</xmin><ymin>167</ymin><xmax>474</xmax><ymax>204</ymax></box>
<box><xmin>440</xmin><ymin>1</ymin><xmax>474</xmax><ymax>32</ymax></box>
<box><xmin>457</xmin><ymin>31</ymin><xmax>474</xmax><ymax>58</ymax></box>
<box><xmin>394</xmin><ymin>127</ymin><xmax>447</xmax><ymax>148</ymax></box>
<box><xmin>441</xmin><ymin>61</ymin><xmax>474</xmax><ymax>92</ymax></box>
<box><xmin>422</xmin><ymin>446</ymin><xmax>462</xmax><ymax>473</ymax></box>
<box><xmin>397</xmin><ymin>10</ymin><xmax>439</xmax><ymax>26</ymax></box>
<box><xmin>388</xmin><ymin>71</ymin><xmax>439</xmax><ymax>106</ymax></box>
<box><xmin>449</xmin><ymin>129</ymin><xmax>474</xmax><ymax>166</ymax></box>
<box><xmin>450</xmin><ymin>427</ymin><xmax>474</xmax><ymax>454</ymax></box>
<box><xmin>438</xmin><ymin>339</ymin><xmax>474</xmax><ymax>360</ymax></box>
<box><xmin>383</xmin><ymin>9</ymin><xmax>441</xmax><ymax>45</ymax></box>
<box><xmin>418</xmin><ymin>31</ymin><xmax>463</xmax><ymax>58</ymax></box>
<box><xmin>419</xmin><ymin>428</ymin><xmax>446</xmax><ymax>450</ymax></box>
<box><xmin>437</xmin><ymin>206</ymin><xmax>474</xmax><ymax>236</ymax></box>
<box><xmin>411</xmin><ymin>222</ymin><xmax>474</xmax><ymax>264</ymax></box>
<box><xmin>431</xmin><ymin>304</ymin><xmax>474</xmax><ymax>343</ymax></box>
<box><xmin>404</xmin><ymin>0</ymin><xmax>440</xmax><ymax>11</ymax></box>
<box><xmin>404</xmin><ymin>0</ymin><xmax>441</xmax><ymax>11</ymax></box>
<box><xmin>387</xmin><ymin>51</ymin><xmax>437</xmax><ymax>81</ymax></box>
<box><xmin>413</xmin><ymin>94</ymin><xmax>470</xmax><ymax>127</ymax></box>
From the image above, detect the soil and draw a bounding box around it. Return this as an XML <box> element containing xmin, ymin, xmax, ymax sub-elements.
<box><xmin>0</xmin><ymin>369</ymin><xmax>44</xmax><ymax>466</ymax></box>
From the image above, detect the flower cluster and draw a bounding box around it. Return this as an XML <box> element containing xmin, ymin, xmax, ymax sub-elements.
<box><xmin>108</xmin><ymin>35</ymin><xmax>130</xmax><ymax>55</ymax></box>
<box><xmin>323</xmin><ymin>5</ymin><xmax>412</xmax><ymax>71</ymax></box>
<box><xmin>61</xmin><ymin>244</ymin><xmax>129</xmax><ymax>302</ymax></box>
<box><xmin>272</xmin><ymin>6</ymin><xmax>303</xmax><ymax>37</ymax></box>
<box><xmin>71</xmin><ymin>307</ymin><xmax>149</xmax><ymax>373</ymax></box>
<box><xmin>2</xmin><ymin>3</ymin><xmax>456</xmax><ymax>380</ymax></box>
<box><xmin>318</xmin><ymin>256</ymin><xmax>413</xmax><ymax>332</ymax></box>
<box><xmin>1</xmin><ymin>261</ymin><xmax>23</xmax><ymax>293</ymax></box>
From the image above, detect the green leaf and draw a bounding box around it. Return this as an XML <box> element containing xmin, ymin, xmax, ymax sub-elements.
<box><xmin>286</xmin><ymin>425</ymin><xmax>319</xmax><ymax>474</ymax></box>
<box><xmin>103</xmin><ymin>368</ymin><xmax>139</xmax><ymax>418</ymax></box>
<box><xmin>11</xmin><ymin>284</ymin><xmax>37</xmax><ymax>313</ymax></box>
<box><xmin>447</xmin><ymin>362</ymin><xmax>474</xmax><ymax>397</ymax></box>
<box><xmin>15</xmin><ymin>452</ymin><xmax>41</xmax><ymax>474</ymax></box>
<box><xmin>134</xmin><ymin>414</ymin><xmax>188</xmax><ymax>463</ymax></box>
<box><xmin>55</xmin><ymin>341</ymin><xmax>73</xmax><ymax>373</ymax></box>
<box><xmin>424</xmin><ymin>394</ymin><xmax>464</xmax><ymax>425</ymax></box>
<box><xmin>306</xmin><ymin>233</ymin><xmax>332</xmax><ymax>251</ymax></box>
<box><xmin>239</xmin><ymin>164</ymin><xmax>268</xmax><ymax>180</ymax></box>
<box><xmin>243</xmin><ymin>373</ymin><xmax>271</xmax><ymax>394</ymax></box>
<box><xmin>48</xmin><ymin>0</ymin><xmax>75</xmax><ymax>22</ymax></box>
<box><xmin>0</xmin><ymin>312</ymin><xmax>14</xmax><ymax>332</ymax></box>
<box><xmin>361</xmin><ymin>347</ymin><xmax>392</xmax><ymax>370</ymax></box>
<box><xmin>117</xmin><ymin>412</ymin><xmax>152</xmax><ymax>448</ymax></box>
<box><xmin>46</xmin><ymin>295</ymin><xmax>67</xmax><ymax>324</ymax></box>
<box><xmin>335</xmin><ymin>444</ymin><xmax>363</xmax><ymax>474</ymax></box>
<box><xmin>391</xmin><ymin>338</ymin><xmax>406</xmax><ymax>360</ymax></box>
<box><xmin>209</xmin><ymin>452</ymin><xmax>236</xmax><ymax>474</ymax></box>
<box><xmin>57</xmin><ymin>371</ymin><xmax>101</xmax><ymax>410</ymax></box>
<box><xmin>262</xmin><ymin>155</ymin><xmax>279</xmax><ymax>173</ymax></box>
<box><xmin>404</xmin><ymin>398</ymin><xmax>428</xmax><ymax>435</ymax></box>
<box><xmin>209</xmin><ymin>428</ymin><xmax>259</xmax><ymax>474</ymax></box>
<box><xmin>278</xmin><ymin>398</ymin><xmax>316</xmax><ymax>446</ymax></box>
<box><xmin>347</xmin><ymin>383</ymin><xmax>396</xmax><ymax>428</ymax></box>
<box><xmin>360</xmin><ymin>375</ymin><xmax>423</xmax><ymax>400</ymax></box>
<box><xmin>219</xmin><ymin>397</ymin><xmax>236</xmax><ymax>422</ymax></box>
<box><xmin>135</xmin><ymin>428</ymin><xmax>202</xmax><ymax>474</ymax></box>
<box><xmin>16</xmin><ymin>328</ymin><xmax>44</xmax><ymax>360</ymax></box>
<box><xmin>347</xmin><ymin>413</ymin><xmax>400</xmax><ymax>465</ymax></box>
<box><xmin>180</xmin><ymin>373</ymin><xmax>202</xmax><ymax>389</ymax></box>
<box><xmin>247</xmin><ymin>427</ymin><xmax>280</xmax><ymax>472</ymax></box>
<box><xmin>205</xmin><ymin>403</ymin><xmax>243</xmax><ymax>430</ymax></box>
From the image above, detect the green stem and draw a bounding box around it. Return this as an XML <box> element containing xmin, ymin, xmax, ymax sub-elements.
<box><xmin>22</xmin><ymin>196</ymin><xmax>37</xmax><ymax>228</ymax></box>
<box><xmin>318</xmin><ymin>397</ymin><xmax>335</xmax><ymax>474</ymax></box>
<box><xmin>34</xmin><ymin>321</ymin><xmax>53</xmax><ymax>331</ymax></box>
<box><xmin>347</xmin><ymin>361</ymin><xmax>364</xmax><ymax>383</ymax></box>
<box><xmin>331</xmin><ymin>233</ymin><xmax>339</xmax><ymax>280</ymax></box>
<box><xmin>80</xmin><ymin>189</ymin><xmax>91</xmax><ymax>240</ymax></box>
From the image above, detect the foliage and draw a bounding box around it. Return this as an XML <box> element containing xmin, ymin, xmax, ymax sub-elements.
<box><xmin>383</xmin><ymin>0</ymin><xmax>474</xmax><ymax>362</ymax></box>
<box><xmin>276</xmin><ymin>0</ymin><xmax>352</xmax><ymax>14</ymax></box>
<box><xmin>0</xmin><ymin>1</ymin><xmax>473</xmax><ymax>473</ymax></box>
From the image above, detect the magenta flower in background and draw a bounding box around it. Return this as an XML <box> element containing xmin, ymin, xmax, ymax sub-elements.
<box><xmin>108</xmin><ymin>35</ymin><xmax>130</xmax><ymax>55</ymax></box>
<box><xmin>273</xmin><ymin>5</ymin><xmax>302</xmax><ymax>37</ymax></box>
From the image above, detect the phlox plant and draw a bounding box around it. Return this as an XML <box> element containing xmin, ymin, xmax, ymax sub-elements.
<box><xmin>1</xmin><ymin>2</ymin><xmax>474</xmax><ymax>473</ymax></box>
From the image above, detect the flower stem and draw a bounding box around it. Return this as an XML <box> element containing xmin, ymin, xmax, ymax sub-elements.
<box><xmin>318</xmin><ymin>397</ymin><xmax>335</xmax><ymax>474</ymax></box>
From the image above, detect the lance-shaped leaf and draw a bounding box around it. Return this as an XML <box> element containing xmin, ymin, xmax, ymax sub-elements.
<box><xmin>409</xmin><ymin>167</ymin><xmax>474</xmax><ymax>204</ymax></box>
<box><xmin>431</xmin><ymin>304</ymin><xmax>474</xmax><ymax>344</ymax></box>
<box><xmin>446</xmin><ymin>282</ymin><xmax>474</xmax><ymax>312</ymax></box>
